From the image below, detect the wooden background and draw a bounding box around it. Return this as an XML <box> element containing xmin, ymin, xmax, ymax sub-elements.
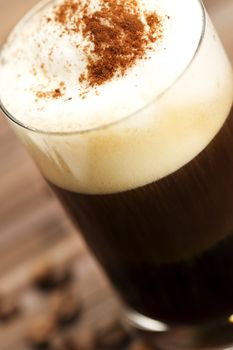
<box><xmin>0</xmin><ymin>0</ymin><xmax>233</xmax><ymax>349</ymax></box>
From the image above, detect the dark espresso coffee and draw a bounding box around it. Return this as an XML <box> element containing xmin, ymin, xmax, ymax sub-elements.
<box><xmin>51</xmin><ymin>106</ymin><xmax>233</xmax><ymax>325</ymax></box>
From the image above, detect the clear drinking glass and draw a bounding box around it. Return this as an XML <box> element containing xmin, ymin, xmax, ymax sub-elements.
<box><xmin>1</xmin><ymin>0</ymin><xmax>233</xmax><ymax>349</ymax></box>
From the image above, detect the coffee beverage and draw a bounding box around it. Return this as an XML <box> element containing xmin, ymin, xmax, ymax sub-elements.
<box><xmin>52</xmin><ymin>105</ymin><xmax>233</xmax><ymax>324</ymax></box>
<box><xmin>1</xmin><ymin>0</ymin><xmax>233</xmax><ymax>328</ymax></box>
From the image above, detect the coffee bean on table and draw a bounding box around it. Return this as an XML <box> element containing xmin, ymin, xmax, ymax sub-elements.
<box><xmin>128</xmin><ymin>339</ymin><xmax>155</xmax><ymax>350</ymax></box>
<box><xmin>54</xmin><ymin>291</ymin><xmax>82</xmax><ymax>327</ymax></box>
<box><xmin>52</xmin><ymin>332</ymin><xmax>94</xmax><ymax>350</ymax></box>
<box><xmin>26</xmin><ymin>316</ymin><xmax>56</xmax><ymax>349</ymax></box>
<box><xmin>95</xmin><ymin>321</ymin><xmax>131</xmax><ymax>349</ymax></box>
<box><xmin>0</xmin><ymin>295</ymin><xmax>20</xmax><ymax>322</ymax></box>
<box><xmin>33</xmin><ymin>263</ymin><xmax>72</xmax><ymax>292</ymax></box>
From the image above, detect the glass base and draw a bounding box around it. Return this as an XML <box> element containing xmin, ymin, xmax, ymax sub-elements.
<box><xmin>124</xmin><ymin>309</ymin><xmax>233</xmax><ymax>350</ymax></box>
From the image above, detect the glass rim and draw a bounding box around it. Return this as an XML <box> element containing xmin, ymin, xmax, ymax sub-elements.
<box><xmin>0</xmin><ymin>0</ymin><xmax>206</xmax><ymax>136</ymax></box>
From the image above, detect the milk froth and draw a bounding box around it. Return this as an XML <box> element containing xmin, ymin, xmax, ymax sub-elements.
<box><xmin>0</xmin><ymin>0</ymin><xmax>233</xmax><ymax>194</ymax></box>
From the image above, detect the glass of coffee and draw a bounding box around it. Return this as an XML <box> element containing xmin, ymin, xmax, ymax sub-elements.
<box><xmin>1</xmin><ymin>0</ymin><xmax>233</xmax><ymax>348</ymax></box>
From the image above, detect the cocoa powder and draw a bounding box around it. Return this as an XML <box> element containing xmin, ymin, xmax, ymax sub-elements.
<box><xmin>37</xmin><ymin>0</ymin><xmax>163</xmax><ymax>99</ymax></box>
<box><xmin>54</xmin><ymin>0</ymin><xmax>163</xmax><ymax>88</ymax></box>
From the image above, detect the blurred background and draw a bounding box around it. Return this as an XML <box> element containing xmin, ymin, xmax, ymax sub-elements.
<box><xmin>0</xmin><ymin>0</ymin><xmax>233</xmax><ymax>349</ymax></box>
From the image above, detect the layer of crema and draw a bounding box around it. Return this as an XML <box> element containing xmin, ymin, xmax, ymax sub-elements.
<box><xmin>0</xmin><ymin>0</ymin><xmax>233</xmax><ymax>194</ymax></box>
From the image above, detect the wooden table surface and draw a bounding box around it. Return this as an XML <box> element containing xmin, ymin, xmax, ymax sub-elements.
<box><xmin>0</xmin><ymin>0</ymin><xmax>233</xmax><ymax>349</ymax></box>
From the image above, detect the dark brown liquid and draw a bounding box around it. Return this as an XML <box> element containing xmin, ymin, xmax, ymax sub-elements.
<box><xmin>51</xmin><ymin>106</ymin><xmax>233</xmax><ymax>325</ymax></box>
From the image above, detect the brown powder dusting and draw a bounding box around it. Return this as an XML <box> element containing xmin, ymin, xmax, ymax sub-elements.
<box><xmin>146</xmin><ymin>13</ymin><xmax>162</xmax><ymax>43</ymax></box>
<box><xmin>35</xmin><ymin>81</ymin><xmax>66</xmax><ymax>100</ymax></box>
<box><xmin>51</xmin><ymin>0</ymin><xmax>163</xmax><ymax>93</ymax></box>
<box><xmin>52</xmin><ymin>88</ymin><xmax>62</xmax><ymax>98</ymax></box>
<box><xmin>82</xmin><ymin>5</ymin><xmax>149</xmax><ymax>87</ymax></box>
<box><xmin>32</xmin><ymin>67</ymin><xmax>37</xmax><ymax>76</ymax></box>
<box><xmin>36</xmin><ymin>89</ymin><xmax>62</xmax><ymax>99</ymax></box>
<box><xmin>54</xmin><ymin>1</ymin><xmax>70</xmax><ymax>25</ymax></box>
<box><xmin>59</xmin><ymin>81</ymin><xmax>66</xmax><ymax>88</ymax></box>
<box><xmin>40</xmin><ymin>63</ymin><xmax>48</xmax><ymax>76</ymax></box>
<box><xmin>79</xmin><ymin>73</ymin><xmax>85</xmax><ymax>83</ymax></box>
<box><xmin>36</xmin><ymin>91</ymin><xmax>49</xmax><ymax>99</ymax></box>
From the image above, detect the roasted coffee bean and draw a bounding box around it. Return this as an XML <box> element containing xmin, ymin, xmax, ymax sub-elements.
<box><xmin>52</xmin><ymin>290</ymin><xmax>82</xmax><ymax>327</ymax></box>
<box><xmin>52</xmin><ymin>332</ymin><xmax>93</xmax><ymax>350</ymax></box>
<box><xmin>0</xmin><ymin>295</ymin><xmax>19</xmax><ymax>322</ymax></box>
<box><xmin>34</xmin><ymin>263</ymin><xmax>72</xmax><ymax>292</ymax></box>
<box><xmin>95</xmin><ymin>322</ymin><xmax>131</xmax><ymax>349</ymax></box>
<box><xmin>27</xmin><ymin>317</ymin><xmax>56</xmax><ymax>349</ymax></box>
<box><xmin>128</xmin><ymin>339</ymin><xmax>155</xmax><ymax>350</ymax></box>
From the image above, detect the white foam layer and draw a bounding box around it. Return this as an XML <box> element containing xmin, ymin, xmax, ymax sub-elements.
<box><xmin>1</xmin><ymin>0</ymin><xmax>233</xmax><ymax>194</ymax></box>
<box><xmin>1</xmin><ymin>0</ymin><xmax>203</xmax><ymax>132</ymax></box>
